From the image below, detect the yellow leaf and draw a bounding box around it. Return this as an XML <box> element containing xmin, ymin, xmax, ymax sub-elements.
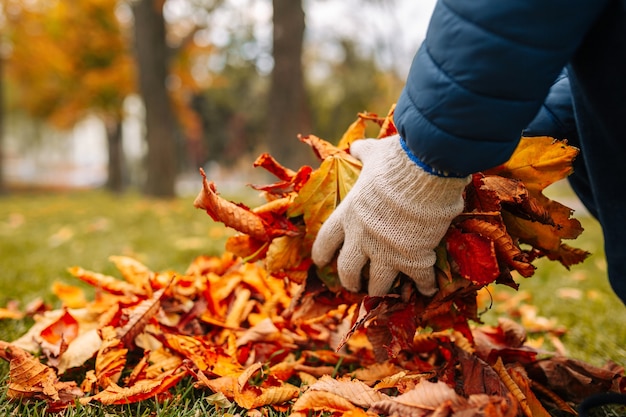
<box><xmin>288</xmin><ymin>152</ymin><xmax>362</xmax><ymax>247</ymax></box>
<box><xmin>487</xmin><ymin>136</ymin><xmax>579</xmax><ymax>192</ymax></box>
<box><xmin>52</xmin><ymin>281</ymin><xmax>87</xmax><ymax>309</ymax></box>
<box><xmin>336</xmin><ymin>116</ymin><xmax>367</xmax><ymax>150</ymax></box>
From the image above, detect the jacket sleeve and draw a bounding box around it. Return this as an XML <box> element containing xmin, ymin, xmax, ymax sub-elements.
<box><xmin>394</xmin><ymin>0</ymin><xmax>609</xmax><ymax>176</ymax></box>
<box><xmin>523</xmin><ymin>71</ymin><xmax>578</xmax><ymax>143</ymax></box>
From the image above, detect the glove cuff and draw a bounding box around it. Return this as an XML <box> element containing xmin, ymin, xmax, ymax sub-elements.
<box><xmin>399</xmin><ymin>136</ymin><xmax>467</xmax><ymax>178</ymax></box>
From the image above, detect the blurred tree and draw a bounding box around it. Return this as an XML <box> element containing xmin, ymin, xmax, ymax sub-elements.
<box><xmin>131</xmin><ymin>0</ymin><xmax>179</xmax><ymax>198</ymax></box>
<box><xmin>308</xmin><ymin>38</ymin><xmax>405</xmax><ymax>141</ymax></box>
<box><xmin>4</xmin><ymin>0</ymin><xmax>135</xmax><ymax>193</ymax></box>
<box><xmin>268</xmin><ymin>0</ymin><xmax>313</xmax><ymax>169</ymax></box>
<box><xmin>0</xmin><ymin>54</ymin><xmax>4</xmax><ymax>195</ymax></box>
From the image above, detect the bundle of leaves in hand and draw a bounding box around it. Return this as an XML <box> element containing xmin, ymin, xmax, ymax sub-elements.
<box><xmin>193</xmin><ymin>104</ymin><xmax>589</xmax><ymax>356</ymax></box>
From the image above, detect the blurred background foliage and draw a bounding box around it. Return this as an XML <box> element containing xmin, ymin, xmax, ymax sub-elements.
<box><xmin>0</xmin><ymin>0</ymin><xmax>426</xmax><ymax>197</ymax></box>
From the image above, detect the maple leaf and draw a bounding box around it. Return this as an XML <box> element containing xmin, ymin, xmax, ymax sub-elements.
<box><xmin>287</xmin><ymin>142</ymin><xmax>362</xmax><ymax>249</ymax></box>
<box><xmin>335</xmin><ymin>116</ymin><xmax>367</xmax><ymax>151</ymax></box>
<box><xmin>486</xmin><ymin>136</ymin><xmax>578</xmax><ymax>192</ymax></box>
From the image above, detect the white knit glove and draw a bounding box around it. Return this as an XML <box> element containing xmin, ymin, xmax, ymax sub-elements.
<box><xmin>311</xmin><ymin>136</ymin><xmax>470</xmax><ymax>296</ymax></box>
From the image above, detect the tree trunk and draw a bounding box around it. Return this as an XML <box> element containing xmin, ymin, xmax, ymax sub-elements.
<box><xmin>268</xmin><ymin>0</ymin><xmax>313</xmax><ymax>169</ymax></box>
<box><xmin>131</xmin><ymin>0</ymin><xmax>178</xmax><ymax>198</ymax></box>
<box><xmin>0</xmin><ymin>55</ymin><xmax>5</xmax><ymax>194</ymax></box>
<box><xmin>105</xmin><ymin>118</ymin><xmax>126</xmax><ymax>193</ymax></box>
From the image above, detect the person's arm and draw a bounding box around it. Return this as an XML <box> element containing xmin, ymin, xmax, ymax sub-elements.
<box><xmin>523</xmin><ymin>71</ymin><xmax>577</xmax><ymax>142</ymax></box>
<box><xmin>396</xmin><ymin>0</ymin><xmax>608</xmax><ymax>176</ymax></box>
<box><xmin>313</xmin><ymin>0</ymin><xmax>609</xmax><ymax>296</ymax></box>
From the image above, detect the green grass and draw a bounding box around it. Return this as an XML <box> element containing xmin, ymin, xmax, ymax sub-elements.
<box><xmin>0</xmin><ymin>189</ymin><xmax>236</xmax><ymax>308</ymax></box>
<box><xmin>0</xmin><ymin>186</ymin><xmax>624</xmax><ymax>416</ymax></box>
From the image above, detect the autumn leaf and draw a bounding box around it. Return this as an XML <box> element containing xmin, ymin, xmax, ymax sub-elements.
<box><xmin>445</xmin><ymin>227</ymin><xmax>500</xmax><ymax>285</ymax></box>
<box><xmin>287</xmin><ymin>144</ymin><xmax>362</xmax><ymax>248</ymax></box>
<box><xmin>51</xmin><ymin>281</ymin><xmax>88</xmax><ymax>309</ymax></box>
<box><xmin>306</xmin><ymin>375</ymin><xmax>389</xmax><ymax>408</ymax></box>
<box><xmin>194</xmin><ymin>168</ymin><xmax>270</xmax><ymax>242</ymax></box>
<box><xmin>336</xmin><ymin>116</ymin><xmax>367</xmax><ymax>150</ymax></box>
<box><xmin>116</xmin><ymin>287</ymin><xmax>166</xmax><ymax>346</ymax></box>
<box><xmin>232</xmin><ymin>362</ymin><xmax>301</xmax><ymax>409</ymax></box>
<box><xmin>80</xmin><ymin>369</ymin><xmax>187</xmax><ymax>405</ymax></box>
<box><xmin>0</xmin><ymin>341</ymin><xmax>83</xmax><ymax>409</ymax></box>
<box><xmin>108</xmin><ymin>256</ymin><xmax>155</xmax><ymax>292</ymax></box>
<box><xmin>95</xmin><ymin>326</ymin><xmax>127</xmax><ymax>388</ymax></box>
<box><xmin>291</xmin><ymin>390</ymin><xmax>360</xmax><ymax>415</ymax></box>
<box><xmin>40</xmin><ymin>308</ymin><xmax>79</xmax><ymax>346</ymax></box>
<box><xmin>68</xmin><ymin>266</ymin><xmax>144</xmax><ymax>297</ymax></box>
<box><xmin>253</xmin><ymin>152</ymin><xmax>297</xmax><ymax>180</ymax></box>
<box><xmin>486</xmin><ymin>136</ymin><xmax>578</xmax><ymax>192</ymax></box>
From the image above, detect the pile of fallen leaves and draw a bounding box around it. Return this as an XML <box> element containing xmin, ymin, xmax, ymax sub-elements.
<box><xmin>1</xmin><ymin>106</ymin><xmax>625</xmax><ymax>416</ymax></box>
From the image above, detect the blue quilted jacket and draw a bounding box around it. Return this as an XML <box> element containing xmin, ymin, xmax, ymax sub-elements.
<box><xmin>394</xmin><ymin>0</ymin><xmax>612</xmax><ymax>176</ymax></box>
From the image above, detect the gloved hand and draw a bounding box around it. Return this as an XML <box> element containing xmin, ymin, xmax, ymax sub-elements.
<box><xmin>311</xmin><ymin>135</ymin><xmax>470</xmax><ymax>296</ymax></box>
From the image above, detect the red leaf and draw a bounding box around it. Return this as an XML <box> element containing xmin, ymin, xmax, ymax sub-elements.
<box><xmin>446</xmin><ymin>228</ymin><xmax>500</xmax><ymax>285</ymax></box>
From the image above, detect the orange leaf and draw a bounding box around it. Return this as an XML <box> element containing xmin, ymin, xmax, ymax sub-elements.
<box><xmin>506</xmin><ymin>363</ymin><xmax>552</xmax><ymax>417</ymax></box>
<box><xmin>95</xmin><ymin>326</ymin><xmax>127</xmax><ymax>388</ymax></box>
<box><xmin>253</xmin><ymin>152</ymin><xmax>297</xmax><ymax>180</ymax></box>
<box><xmin>108</xmin><ymin>256</ymin><xmax>154</xmax><ymax>291</ymax></box>
<box><xmin>376</xmin><ymin>104</ymin><xmax>398</xmax><ymax>138</ymax></box>
<box><xmin>68</xmin><ymin>266</ymin><xmax>143</xmax><ymax>297</ymax></box>
<box><xmin>194</xmin><ymin>168</ymin><xmax>269</xmax><ymax>242</ymax></box>
<box><xmin>40</xmin><ymin>308</ymin><xmax>79</xmax><ymax>345</ymax></box>
<box><xmin>80</xmin><ymin>369</ymin><xmax>187</xmax><ymax>405</ymax></box>
<box><xmin>161</xmin><ymin>333</ymin><xmax>244</xmax><ymax>376</ymax></box>
<box><xmin>299</xmin><ymin>134</ymin><xmax>347</xmax><ymax>160</ymax></box>
<box><xmin>0</xmin><ymin>306</ymin><xmax>24</xmax><ymax>320</ymax></box>
<box><xmin>336</xmin><ymin>116</ymin><xmax>367</xmax><ymax>150</ymax></box>
<box><xmin>0</xmin><ymin>341</ymin><xmax>83</xmax><ymax>407</ymax></box>
<box><xmin>51</xmin><ymin>281</ymin><xmax>87</xmax><ymax>309</ymax></box>
<box><xmin>233</xmin><ymin>363</ymin><xmax>300</xmax><ymax>409</ymax></box>
<box><xmin>291</xmin><ymin>390</ymin><xmax>358</xmax><ymax>415</ymax></box>
<box><xmin>307</xmin><ymin>375</ymin><xmax>389</xmax><ymax>408</ymax></box>
<box><xmin>265</xmin><ymin>235</ymin><xmax>311</xmax><ymax>283</ymax></box>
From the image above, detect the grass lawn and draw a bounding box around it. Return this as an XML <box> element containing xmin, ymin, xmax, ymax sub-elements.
<box><xmin>0</xmin><ymin>185</ymin><xmax>624</xmax><ymax>416</ymax></box>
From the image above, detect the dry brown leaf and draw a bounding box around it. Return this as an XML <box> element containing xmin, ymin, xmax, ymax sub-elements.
<box><xmin>116</xmin><ymin>287</ymin><xmax>166</xmax><ymax>346</ymax></box>
<box><xmin>291</xmin><ymin>390</ymin><xmax>359</xmax><ymax>415</ymax></box>
<box><xmin>194</xmin><ymin>168</ymin><xmax>270</xmax><ymax>241</ymax></box>
<box><xmin>80</xmin><ymin>369</ymin><xmax>186</xmax><ymax>405</ymax></box>
<box><xmin>307</xmin><ymin>375</ymin><xmax>389</xmax><ymax>408</ymax></box>
<box><xmin>233</xmin><ymin>363</ymin><xmax>301</xmax><ymax>409</ymax></box>
<box><xmin>0</xmin><ymin>341</ymin><xmax>83</xmax><ymax>408</ymax></box>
